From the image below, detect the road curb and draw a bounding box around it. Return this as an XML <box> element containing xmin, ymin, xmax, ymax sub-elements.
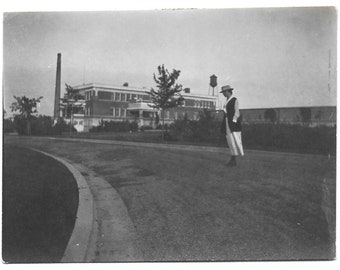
<box><xmin>30</xmin><ymin>148</ymin><xmax>95</xmax><ymax>263</ymax></box>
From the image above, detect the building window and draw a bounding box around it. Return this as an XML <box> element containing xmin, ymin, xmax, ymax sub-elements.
<box><xmin>98</xmin><ymin>91</ymin><xmax>112</xmax><ymax>100</ymax></box>
<box><xmin>174</xmin><ymin>112</ymin><xmax>178</xmax><ymax>120</ymax></box>
<box><xmin>121</xmin><ymin>93</ymin><xmax>126</xmax><ymax>101</ymax></box>
<box><xmin>115</xmin><ymin>92</ymin><xmax>120</xmax><ymax>101</ymax></box>
<box><xmin>121</xmin><ymin>108</ymin><xmax>126</xmax><ymax>117</ymax></box>
<box><xmin>85</xmin><ymin>91</ymin><xmax>94</xmax><ymax>100</ymax></box>
<box><xmin>115</xmin><ymin>108</ymin><xmax>120</xmax><ymax>117</ymax></box>
<box><xmin>111</xmin><ymin>107</ymin><xmax>115</xmax><ymax>116</ymax></box>
<box><xmin>127</xmin><ymin>94</ymin><xmax>131</xmax><ymax>101</ymax></box>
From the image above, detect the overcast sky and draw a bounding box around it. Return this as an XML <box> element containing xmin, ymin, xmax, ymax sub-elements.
<box><xmin>3</xmin><ymin>7</ymin><xmax>337</xmax><ymax>115</ymax></box>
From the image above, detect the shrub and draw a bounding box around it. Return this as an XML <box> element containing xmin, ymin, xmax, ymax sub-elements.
<box><xmin>140</xmin><ymin>125</ymin><xmax>153</xmax><ymax>131</ymax></box>
<box><xmin>12</xmin><ymin>115</ymin><xmax>76</xmax><ymax>135</ymax></box>
<box><xmin>89</xmin><ymin>120</ymin><xmax>138</xmax><ymax>133</ymax></box>
<box><xmin>51</xmin><ymin>118</ymin><xmax>77</xmax><ymax>135</ymax></box>
<box><xmin>30</xmin><ymin>115</ymin><xmax>54</xmax><ymax>135</ymax></box>
<box><xmin>242</xmin><ymin>123</ymin><xmax>335</xmax><ymax>154</ymax></box>
<box><xmin>168</xmin><ymin>109</ymin><xmax>220</xmax><ymax>142</ymax></box>
<box><xmin>168</xmin><ymin>113</ymin><xmax>335</xmax><ymax>154</ymax></box>
<box><xmin>13</xmin><ymin>115</ymin><xmax>28</xmax><ymax>135</ymax></box>
<box><xmin>3</xmin><ymin>118</ymin><xmax>15</xmax><ymax>133</ymax></box>
<box><xmin>156</xmin><ymin>123</ymin><xmax>170</xmax><ymax>130</ymax></box>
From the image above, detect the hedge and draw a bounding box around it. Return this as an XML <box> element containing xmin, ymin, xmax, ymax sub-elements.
<box><xmin>89</xmin><ymin>120</ymin><xmax>138</xmax><ymax>133</ymax></box>
<box><xmin>11</xmin><ymin>115</ymin><xmax>76</xmax><ymax>135</ymax></box>
<box><xmin>166</xmin><ymin>110</ymin><xmax>336</xmax><ymax>155</ymax></box>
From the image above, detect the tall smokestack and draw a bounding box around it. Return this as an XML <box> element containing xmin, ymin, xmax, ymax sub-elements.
<box><xmin>54</xmin><ymin>53</ymin><xmax>61</xmax><ymax>120</ymax></box>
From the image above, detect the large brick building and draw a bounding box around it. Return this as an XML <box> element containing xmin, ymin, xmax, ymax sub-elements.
<box><xmin>61</xmin><ymin>83</ymin><xmax>336</xmax><ymax>132</ymax></box>
<box><xmin>62</xmin><ymin>83</ymin><xmax>218</xmax><ymax>132</ymax></box>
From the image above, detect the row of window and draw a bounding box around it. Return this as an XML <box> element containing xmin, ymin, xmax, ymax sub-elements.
<box><xmin>193</xmin><ymin>100</ymin><xmax>214</xmax><ymax>108</ymax></box>
<box><xmin>112</xmin><ymin>93</ymin><xmax>149</xmax><ymax>102</ymax></box>
<box><xmin>84</xmin><ymin>105</ymin><xmax>203</xmax><ymax>121</ymax></box>
<box><xmin>87</xmin><ymin>90</ymin><xmax>215</xmax><ymax>109</ymax></box>
<box><xmin>85</xmin><ymin>90</ymin><xmax>96</xmax><ymax>100</ymax></box>
<box><xmin>111</xmin><ymin>107</ymin><xmax>127</xmax><ymax>117</ymax></box>
<box><xmin>94</xmin><ymin>90</ymin><xmax>150</xmax><ymax>102</ymax></box>
<box><xmin>161</xmin><ymin>111</ymin><xmax>200</xmax><ymax>120</ymax></box>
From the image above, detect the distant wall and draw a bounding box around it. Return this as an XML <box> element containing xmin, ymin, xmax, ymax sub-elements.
<box><xmin>240</xmin><ymin>106</ymin><xmax>336</xmax><ymax>126</ymax></box>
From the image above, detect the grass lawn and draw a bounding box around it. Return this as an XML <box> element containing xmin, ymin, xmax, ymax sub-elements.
<box><xmin>95</xmin><ymin>146</ymin><xmax>336</xmax><ymax>260</ymax></box>
<box><xmin>3</xmin><ymin>136</ymin><xmax>336</xmax><ymax>261</ymax></box>
<box><xmin>2</xmin><ymin>145</ymin><xmax>79</xmax><ymax>263</ymax></box>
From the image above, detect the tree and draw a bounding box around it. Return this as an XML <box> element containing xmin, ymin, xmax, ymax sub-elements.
<box><xmin>147</xmin><ymin>65</ymin><xmax>184</xmax><ymax>139</ymax></box>
<box><xmin>10</xmin><ymin>95</ymin><xmax>43</xmax><ymax>135</ymax></box>
<box><xmin>61</xmin><ymin>83</ymin><xmax>85</xmax><ymax>133</ymax></box>
<box><xmin>65</xmin><ymin>83</ymin><xmax>84</xmax><ymax>101</ymax></box>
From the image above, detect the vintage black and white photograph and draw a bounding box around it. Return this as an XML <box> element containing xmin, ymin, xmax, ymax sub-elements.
<box><xmin>2</xmin><ymin>1</ymin><xmax>337</xmax><ymax>264</ymax></box>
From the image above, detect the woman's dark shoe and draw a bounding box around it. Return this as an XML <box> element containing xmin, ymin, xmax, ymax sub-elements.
<box><xmin>227</xmin><ymin>156</ymin><xmax>237</xmax><ymax>166</ymax></box>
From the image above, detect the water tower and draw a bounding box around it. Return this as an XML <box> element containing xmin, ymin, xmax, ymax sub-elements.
<box><xmin>209</xmin><ymin>74</ymin><xmax>218</xmax><ymax>96</ymax></box>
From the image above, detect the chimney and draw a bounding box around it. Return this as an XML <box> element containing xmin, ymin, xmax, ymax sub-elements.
<box><xmin>54</xmin><ymin>53</ymin><xmax>61</xmax><ymax>120</ymax></box>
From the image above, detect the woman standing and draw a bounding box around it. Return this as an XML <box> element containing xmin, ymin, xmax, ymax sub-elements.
<box><xmin>220</xmin><ymin>85</ymin><xmax>244</xmax><ymax>166</ymax></box>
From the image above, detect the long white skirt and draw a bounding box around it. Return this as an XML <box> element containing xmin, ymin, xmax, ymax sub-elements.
<box><xmin>226</xmin><ymin>120</ymin><xmax>244</xmax><ymax>156</ymax></box>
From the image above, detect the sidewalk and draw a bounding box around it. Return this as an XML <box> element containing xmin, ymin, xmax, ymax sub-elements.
<box><xmin>33</xmin><ymin>148</ymin><xmax>144</xmax><ymax>262</ymax></box>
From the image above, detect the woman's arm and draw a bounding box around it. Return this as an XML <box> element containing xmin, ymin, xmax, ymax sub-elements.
<box><xmin>233</xmin><ymin>99</ymin><xmax>240</xmax><ymax>122</ymax></box>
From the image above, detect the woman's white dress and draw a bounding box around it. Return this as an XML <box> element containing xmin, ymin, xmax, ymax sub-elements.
<box><xmin>224</xmin><ymin>97</ymin><xmax>244</xmax><ymax>156</ymax></box>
